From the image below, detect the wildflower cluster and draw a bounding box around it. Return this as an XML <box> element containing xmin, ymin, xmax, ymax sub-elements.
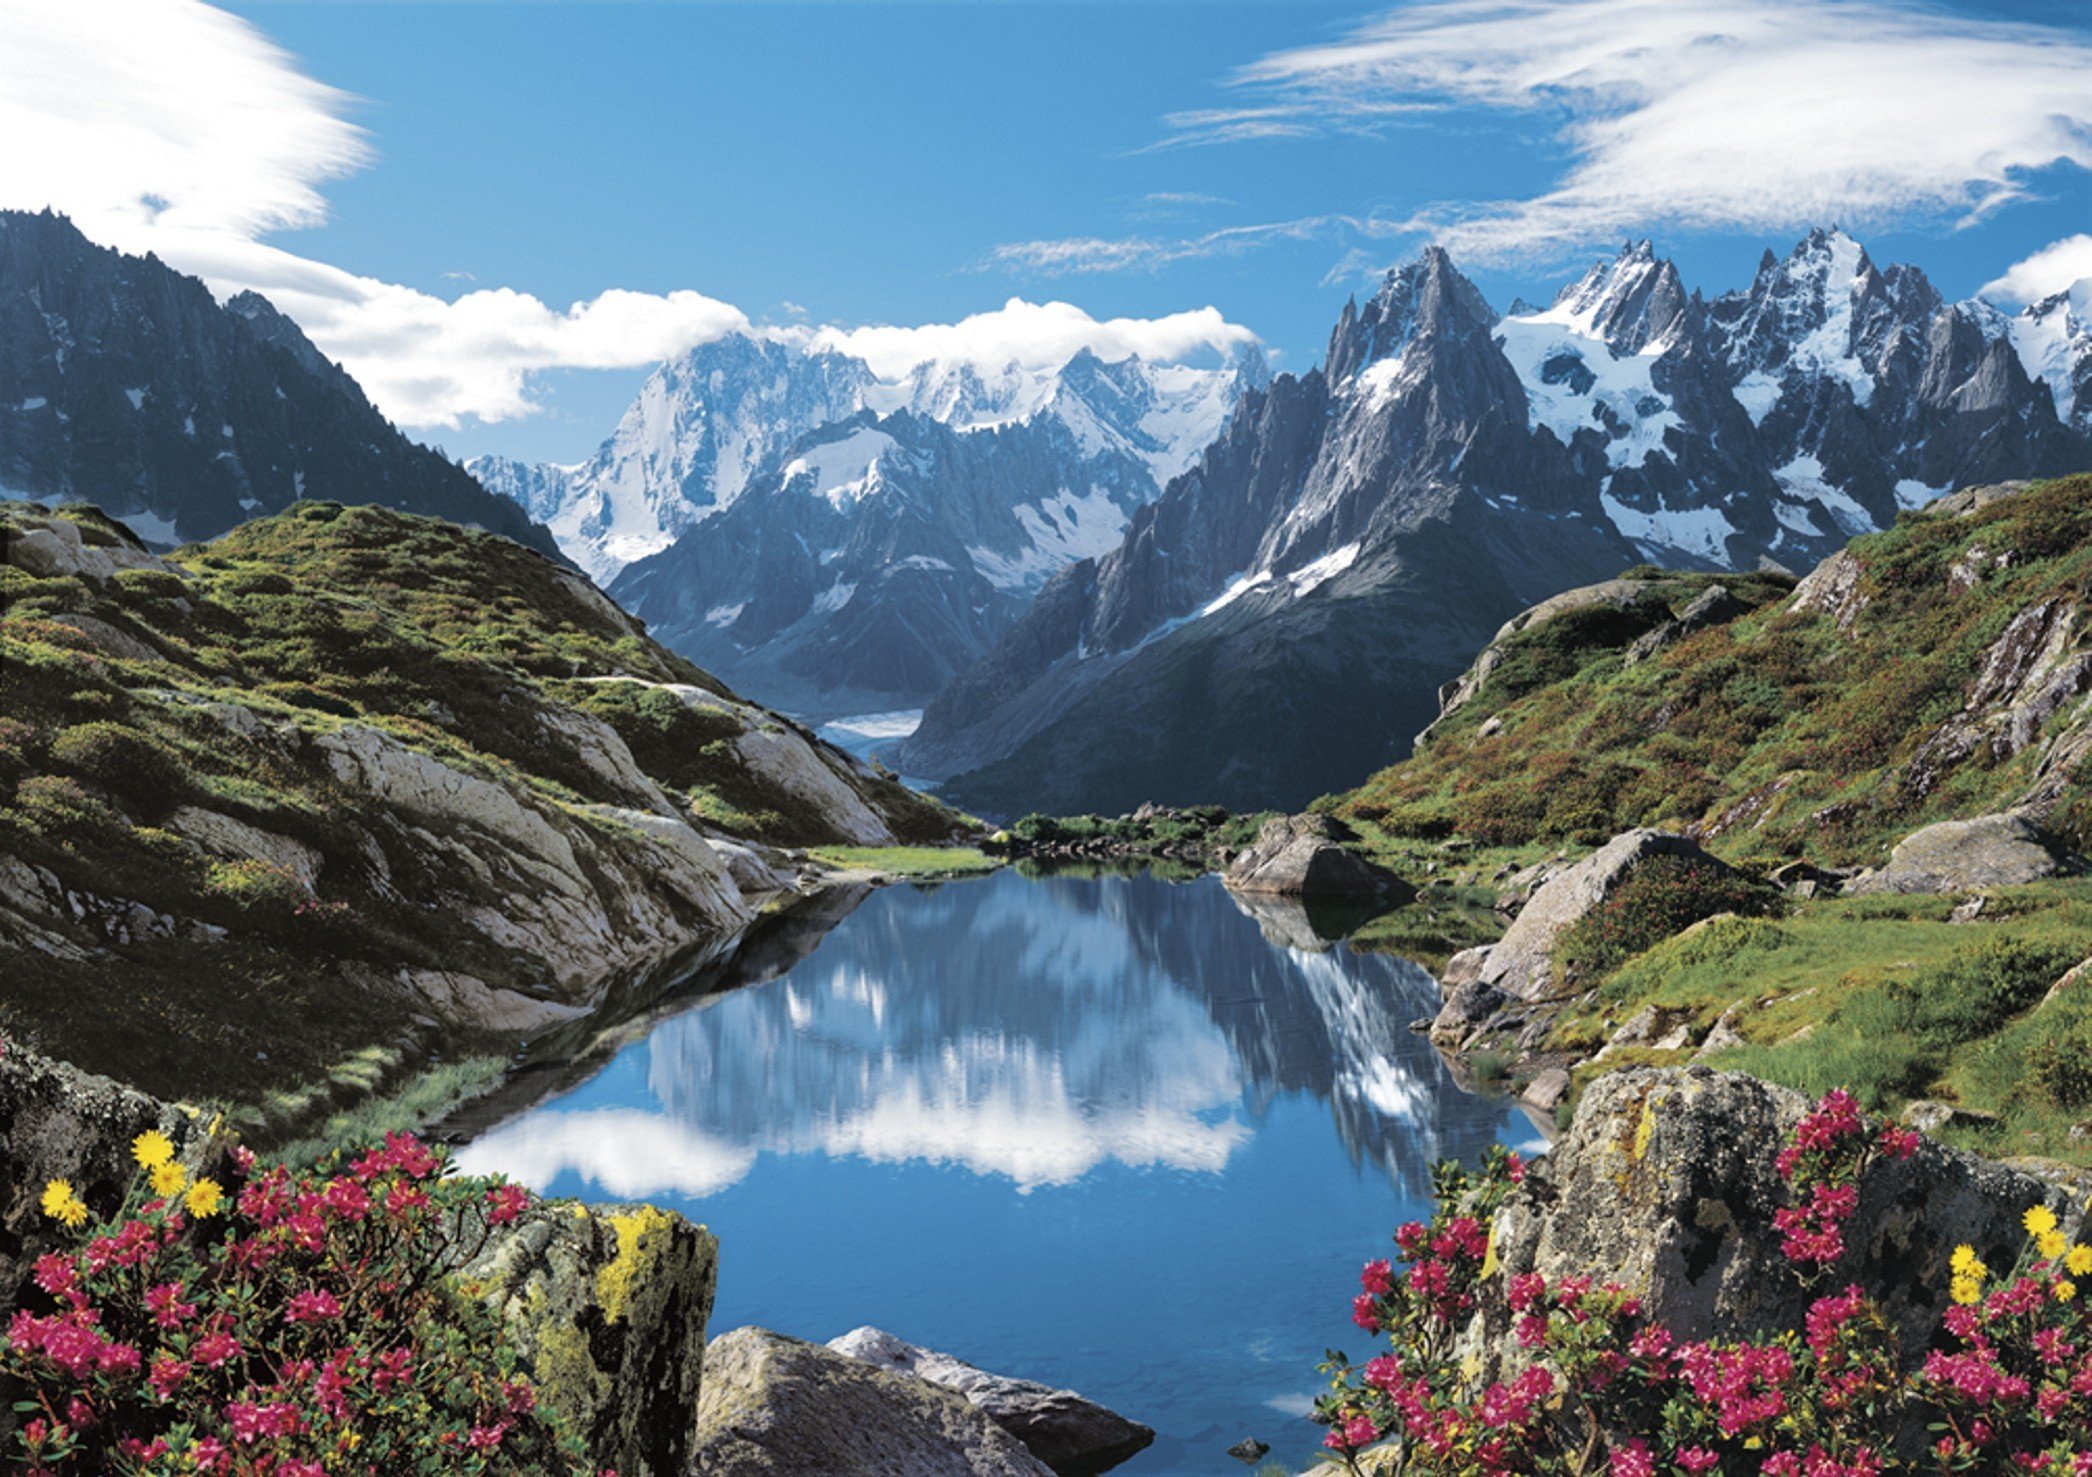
<box><xmin>1914</xmin><ymin>1202</ymin><xmax>2092</xmax><ymax>1471</ymax></box>
<box><xmin>3</xmin><ymin>1127</ymin><xmax>592</xmax><ymax>1476</ymax></box>
<box><xmin>1315</xmin><ymin>1094</ymin><xmax>2092</xmax><ymax>1475</ymax></box>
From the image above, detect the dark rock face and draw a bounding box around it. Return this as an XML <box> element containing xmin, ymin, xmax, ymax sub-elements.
<box><xmin>0</xmin><ymin>210</ymin><xmax>557</xmax><ymax>557</ymax></box>
<box><xmin>907</xmin><ymin>250</ymin><xmax>1636</xmax><ymax>815</ymax></box>
<box><xmin>1478</xmin><ymin>1067</ymin><xmax>2086</xmax><ymax>1372</ymax></box>
<box><xmin>828</xmin><ymin>1327</ymin><xmax>1154</xmax><ymax>1477</ymax></box>
<box><xmin>694</xmin><ymin>1327</ymin><xmax>1055</xmax><ymax>1476</ymax></box>
<box><xmin>1846</xmin><ymin>811</ymin><xmax>2067</xmax><ymax>895</ymax></box>
<box><xmin>1223</xmin><ymin>814</ymin><xmax>1415</xmax><ymax>901</ymax></box>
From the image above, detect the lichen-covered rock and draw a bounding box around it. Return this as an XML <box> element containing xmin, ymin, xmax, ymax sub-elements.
<box><xmin>464</xmin><ymin>1201</ymin><xmax>718</xmax><ymax>1477</ymax></box>
<box><xmin>1444</xmin><ymin>830</ymin><xmax>1733</xmax><ymax>1006</ymax></box>
<box><xmin>0</xmin><ymin>1044</ymin><xmax>232</xmax><ymax>1448</ymax></box>
<box><xmin>0</xmin><ymin>1044</ymin><xmax>207</xmax><ymax>1323</ymax></box>
<box><xmin>1478</xmin><ymin>1067</ymin><xmax>2085</xmax><ymax>1373</ymax></box>
<box><xmin>1788</xmin><ymin>546</ymin><xmax>1869</xmax><ymax>631</ymax></box>
<box><xmin>1845</xmin><ymin>811</ymin><xmax>2065</xmax><ymax>895</ymax></box>
<box><xmin>827</xmin><ymin>1326</ymin><xmax>1153</xmax><ymax>1477</ymax></box>
<box><xmin>694</xmin><ymin>1327</ymin><xmax>1054</xmax><ymax>1476</ymax></box>
<box><xmin>1223</xmin><ymin>814</ymin><xmax>1413</xmax><ymax>901</ymax></box>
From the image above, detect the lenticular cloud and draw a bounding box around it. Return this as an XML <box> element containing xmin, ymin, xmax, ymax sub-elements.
<box><xmin>1183</xmin><ymin>0</ymin><xmax>2092</xmax><ymax>261</ymax></box>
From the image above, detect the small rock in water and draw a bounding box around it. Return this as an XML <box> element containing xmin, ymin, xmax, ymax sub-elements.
<box><xmin>1227</xmin><ymin>1436</ymin><xmax>1270</xmax><ymax>1464</ymax></box>
<box><xmin>827</xmin><ymin>1326</ymin><xmax>1153</xmax><ymax>1476</ymax></box>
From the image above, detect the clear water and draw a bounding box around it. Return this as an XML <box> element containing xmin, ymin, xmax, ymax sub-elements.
<box><xmin>457</xmin><ymin>869</ymin><xmax>1529</xmax><ymax>1473</ymax></box>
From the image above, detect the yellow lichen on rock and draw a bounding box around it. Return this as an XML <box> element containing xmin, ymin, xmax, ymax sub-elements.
<box><xmin>596</xmin><ymin>1205</ymin><xmax>674</xmax><ymax>1324</ymax></box>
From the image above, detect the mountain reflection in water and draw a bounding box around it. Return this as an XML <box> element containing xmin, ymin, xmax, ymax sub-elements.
<box><xmin>464</xmin><ymin>871</ymin><xmax>1502</xmax><ymax>1199</ymax></box>
<box><xmin>458</xmin><ymin>869</ymin><xmax>1519</xmax><ymax>1473</ymax></box>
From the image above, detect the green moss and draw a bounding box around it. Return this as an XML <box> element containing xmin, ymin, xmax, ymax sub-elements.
<box><xmin>1575</xmin><ymin>882</ymin><xmax>2092</xmax><ymax>1151</ymax></box>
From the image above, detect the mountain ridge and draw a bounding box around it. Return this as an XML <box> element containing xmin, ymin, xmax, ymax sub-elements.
<box><xmin>0</xmin><ymin>210</ymin><xmax>561</xmax><ymax>560</ymax></box>
<box><xmin>901</xmin><ymin>231</ymin><xmax>2092</xmax><ymax>816</ymax></box>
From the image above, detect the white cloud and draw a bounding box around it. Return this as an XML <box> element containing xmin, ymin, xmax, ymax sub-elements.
<box><xmin>1985</xmin><ymin>235</ymin><xmax>2092</xmax><ymax>305</ymax></box>
<box><xmin>1174</xmin><ymin>0</ymin><xmax>2092</xmax><ymax>261</ymax></box>
<box><xmin>0</xmin><ymin>0</ymin><xmax>367</xmax><ymax>242</ymax></box>
<box><xmin>0</xmin><ymin>0</ymin><xmax>1254</xmax><ymax>429</ymax></box>
<box><xmin>0</xmin><ymin>0</ymin><xmax>752</xmax><ymax>429</ymax></box>
<box><xmin>987</xmin><ymin>215</ymin><xmax>1405</xmax><ymax>277</ymax></box>
<box><xmin>805</xmin><ymin>297</ymin><xmax>1259</xmax><ymax>377</ymax></box>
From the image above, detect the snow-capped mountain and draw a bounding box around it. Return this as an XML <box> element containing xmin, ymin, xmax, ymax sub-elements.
<box><xmin>0</xmin><ymin>210</ymin><xmax>557</xmax><ymax>556</ymax></box>
<box><xmin>2011</xmin><ymin>280</ymin><xmax>2092</xmax><ymax>435</ymax></box>
<box><xmin>902</xmin><ymin>233</ymin><xmax>2092</xmax><ymax>817</ymax></box>
<box><xmin>469</xmin><ymin>331</ymin><xmax>1264</xmax><ymax>587</ymax></box>
<box><xmin>477</xmin><ymin>331</ymin><xmax>1266</xmax><ymax>717</ymax></box>
<box><xmin>605</xmin><ymin>378</ymin><xmax>1219</xmax><ymax>717</ymax></box>
<box><xmin>1705</xmin><ymin>227</ymin><xmax>2074</xmax><ymax>539</ymax></box>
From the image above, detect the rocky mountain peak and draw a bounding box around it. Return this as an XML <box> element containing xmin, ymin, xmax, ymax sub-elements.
<box><xmin>2011</xmin><ymin>278</ymin><xmax>2092</xmax><ymax>431</ymax></box>
<box><xmin>1540</xmin><ymin>240</ymin><xmax>1692</xmax><ymax>356</ymax></box>
<box><xmin>1325</xmin><ymin>245</ymin><xmax>1501</xmax><ymax>386</ymax></box>
<box><xmin>0</xmin><ymin>210</ymin><xmax>558</xmax><ymax>557</ymax></box>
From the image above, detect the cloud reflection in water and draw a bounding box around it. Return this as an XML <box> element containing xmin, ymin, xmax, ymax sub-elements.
<box><xmin>459</xmin><ymin>871</ymin><xmax>1501</xmax><ymax>1199</ymax></box>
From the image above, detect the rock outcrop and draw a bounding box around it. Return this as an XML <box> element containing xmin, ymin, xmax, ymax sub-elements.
<box><xmin>0</xmin><ymin>500</ymin><xmax>965</xmax><ymax>1116</ymax></box>
<box><xmin>1624</xmin><ymin>582</ymin><xmax>1749</xmax><ymax>665</ymax></box>
<box><xmin>465</xmin><ymin>1202</ymin><xmax>718</xmax><ymax>1477</ymax></box>
<box><xmin>1423</xmin><ymin>579</ymin><xmax>1670</xmax><ymax>743</ymax></box>
<box><xmin>828</xmin><ymin>1327</ymin><xmax>1153</xmax><ymax>1477</ymax></box>
<box><xmin>693</xmin><ymin>1327</ymin><xmax>1055</xmax><ymax>1476</ymax></box>
<box><xmin>1845</xmin><ymin>811</ymin><xmax>2066</xmax><ymax>895</ymax></box>
<box><xmin>311</xmin><ymin>721</ymin><xmax>751</xmax><ymax>999</ymax></box>
<box><xmin>3</xmin><ymin>506</ymin><xmax>182</xmax><ymax>583</ymax></box>
<box><xmin>0</xmin><ymin>1044</ymin><xmax>209</xmax><ymax>1335</ymax></box>
<box><xmin>1477</xmin><ymin>1066</ymin><xmax>2085</xmax><ymax>1373</ymax></box>
<box><xmin>1440</xmin><ymin>830</ymin><xmax>1733</xmax><ymax>1008</ymax></box>
<box><xmin>1223</xmin><ymin>814</ymin><xmax>1414</xmax><ymax>901</ymax></box>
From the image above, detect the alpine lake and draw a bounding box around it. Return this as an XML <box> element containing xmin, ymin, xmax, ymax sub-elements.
<box><xmin>454</xmin><ymin>866</ymin><xmax>1539</xmax><ymax>1473</ymax></box>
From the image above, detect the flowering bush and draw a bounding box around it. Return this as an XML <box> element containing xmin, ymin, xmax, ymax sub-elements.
<box><xmin>1316</xmin><ymin>1091</ymin><xmax>2092</xmax><ymax>1474</ymax></box>
<box><xmin>3</xmin><ymin>1126</ymin><xmax>596</xmax><ymax>1476</ymax></box>
<box><xmin>1553</xmin><ymin>856</ymin><xmax>1775</xmax><ymax>987</ymax></box>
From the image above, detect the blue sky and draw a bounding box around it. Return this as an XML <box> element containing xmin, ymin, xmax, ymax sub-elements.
<box><xmin>10</xmin><ymin>1</ymin><xmax>2092</xmax><ymax>465</ymax></box>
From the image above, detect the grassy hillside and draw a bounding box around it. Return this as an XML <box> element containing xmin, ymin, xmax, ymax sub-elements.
<box><xmin>1328</xmin><ymin>476</ymin><xmax>2092</xmax><ymax>1160</ymax></box>
<box><xmin>1335</xmin><ymin>475</ymin><xmax>2092</xmax><ymax>864</ymax></box>
<box><xmin>0</xmin><ymin>500</ymin><xmax>961</xmax><ymax>1117</ymax></box>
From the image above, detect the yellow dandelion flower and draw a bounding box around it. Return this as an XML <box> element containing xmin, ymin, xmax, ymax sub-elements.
<box><xmin>2039</xmin><ymin>1229</ymin><xmax>2068</xmax><ymax>1262</ymax></box>
<box><xmin>184</xmin><ymin>1176</ymin><xmax>224</xmax><ymax>1220</ymax></box>
<box><xmin>131</xmin><ymin>1130</ymin><xmax>175</xmax><ymax>1170</ymax></box>
<box><xmin>40</xmin><ymin>1179</ymin><xmax>88</xmax><ymax>1229</ymax></box>
<box><xmin>2057</xmin><ymin>1280</ymin><xmax>2078</xmax><ymax>1303</ymax></box>
<box><xmin>1951</xmin><ymin>1274</ymin><xmax>1984</xmax><ymax>1306</ymax></box>
<box><xmin>1951</xmin><ymin>1245</ymin><xmax>1984</xmax><ymax>1277</ymax></box>
<box><xmin>149</xmin><ymin>1160</ymin><xmax>186</xmax><ymax>1198</ymax></box>
<box><xmin>2068</xmin><ymin>1245</ymin><xmax>2092</xmax><ymax>1278</ymax></box>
